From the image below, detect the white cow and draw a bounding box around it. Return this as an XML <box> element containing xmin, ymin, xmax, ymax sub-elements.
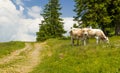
<box><xmin>82</xmin><ymin>28</ymin><xmax>109</xmax><ymax>44</ymax></box>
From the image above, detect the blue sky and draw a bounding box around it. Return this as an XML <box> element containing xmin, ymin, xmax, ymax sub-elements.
<box><xmin>0</xmin><ymin>0</ymin><xmax>76</xmax><ymax>42</ymax></box>
<box><xmin>60</xmin><ymin>0</ymin><xmax>75</xmax><ymax>17</ymax></box>
<box><xmin>12</xmin><ymin>0</ymin><xmax>75</xmax><ymax>17</ymax></box>
<box><xmin>27</xmin><ymin>0</ymin><xmax>75</xmax><ymax>17</ymax></box>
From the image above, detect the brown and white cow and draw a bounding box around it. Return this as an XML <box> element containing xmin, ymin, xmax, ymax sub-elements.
<box><xmin>82</xmin><ymin>28</ymin><xmax>109</xmax><ymax>44</ymax></box>
<box><xmin>70</xmin><ymin>28</ymin><xmax>84</xmax><ymax>46</ymax></box>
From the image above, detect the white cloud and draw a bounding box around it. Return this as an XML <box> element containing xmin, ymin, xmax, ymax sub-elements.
<box><xmin>19</xmin><ymin>5</ymin><xmax>24</xmax><ymax>13</ymax></box>
<box><xmin>15</xmin><ymin>0</ymin><xmax>24</xmax><ymax>6</ymax></box>
<box><xmin>11</xmin><ymin>18</ymin><xmax>40</xmax><ymax>42</ymax></box>
<box><xmin>28</xmin><ymin>6</ymin><xmax>42</xmax><ymax>18</ymax></box>
<box><xmin>63</xmin><ymin>17</ymin><xmax>77</xmax><ymax>36</ymax></box>
<box><xmin>0</xmin><ymin>0</ymin><xmax>76</xmax><ymax>42</ymax></box>
<box><xmin>0</xmin><ymin>0</ymin><xmax>42</xmax><ymax>42</ymax></box>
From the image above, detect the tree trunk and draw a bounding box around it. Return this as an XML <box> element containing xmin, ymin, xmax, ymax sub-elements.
<box><xmin>115</xmin><ymin>16</ymin><xmax>120</xmax><ymax>36</ymax></box>
<box><xmin>115</xmin><ymin>24</ymin><xmax>120</xmax><ymax>35</ymax></box>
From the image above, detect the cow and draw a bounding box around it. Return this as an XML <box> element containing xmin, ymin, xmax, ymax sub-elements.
<box><xmin>70</xmin><ymin>28</ymin><xmax>84</xmax><ymax>46</ymax></box>
<box><xmin>81</xmin><ymin>28</ymin><xmax>91</xmax><ymax>45</ymax></box>
<box><xmin>82</xmin><ymin>28</ymin><xmax>109</xmax><ymax>44</ymax></box>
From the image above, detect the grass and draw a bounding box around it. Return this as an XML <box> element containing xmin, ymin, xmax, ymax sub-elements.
<box><xmin>0</xmin><ymin>41</ymin><xmax>25</xmax><ymax>58</ymax></box>
<box><xmin>31</xmin><ymin>36</ymin><xmax>120</xmax><ymax>73</ymax></box>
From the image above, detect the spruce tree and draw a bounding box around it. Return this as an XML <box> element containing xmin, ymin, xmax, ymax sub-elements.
<box><xmin>36</xmin><ymin>0</ymin><xmax>66</xmax><ymax>41</ymax></box>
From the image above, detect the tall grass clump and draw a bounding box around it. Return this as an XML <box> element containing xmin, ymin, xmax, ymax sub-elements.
<box><xmin>31</xmin><ymin>37</ymin><xmax>120</xmax><ymax>73</ymax></box>
<box><xmin>0</xmin><ymin>41</ymin><xmax>25</xmax><ymax>58</ymax></box>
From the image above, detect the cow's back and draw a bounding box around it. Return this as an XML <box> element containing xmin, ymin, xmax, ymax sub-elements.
<box><xmin>88</xmin><ymin>29</ymin><xmax>106</xmax><ymax>39</ymax></box>
<box><xmin>70</xmin><ymin>28</ymin><xmax>82</xmax><ymax>38</ymax></box>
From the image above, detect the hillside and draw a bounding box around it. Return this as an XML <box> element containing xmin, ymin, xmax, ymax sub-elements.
<box><xmin>0</xmin><ymin>37</ymin><xmax>120</xmax><ymax>73</ymax></box>
<box><xmin>31</xmin><ymin>36</ymin><xmax>120</xmax><ymax>73</ymax></box>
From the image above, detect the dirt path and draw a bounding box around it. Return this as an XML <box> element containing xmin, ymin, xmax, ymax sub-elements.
<box><xmin>0</xmin><ymin>42</ymin><xmax>42</xmax><ymax>73</ymax></box>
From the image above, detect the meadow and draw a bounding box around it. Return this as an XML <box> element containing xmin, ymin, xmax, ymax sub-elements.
<box><xmin>0</xmin><ymin>37</ymin><xmax>120</xmax><ymax>73</ymax></box>
<box><xmin>31</xmin><ymin>36</ymin><xmax>120</xmax><ymax>73</ymax></box>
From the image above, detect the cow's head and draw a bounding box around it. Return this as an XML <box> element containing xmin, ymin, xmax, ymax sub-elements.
<box><xmin>105</xmin><ymin>37</ymin><xmax>109</xmax><ymax>43</ymax></box>
<box><xmin>102</xmin><ymin>37</ymin><xmax>109</xmax><ymax>43</ymax></box>
<box><xmin>82</xmin><ymin>28</ymin><xmax>90</xmax><ymax>37</ymax></box>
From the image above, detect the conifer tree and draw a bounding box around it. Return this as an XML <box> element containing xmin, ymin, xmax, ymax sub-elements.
<box><xmin>74</xmin><ymin>0</ymin><xmax>120</xmax><ymax>35</ymax></box>
<box><xmin>36</xmin><ymin>0</ymin><xmax>66</xmax><ymax>41</ymax></box>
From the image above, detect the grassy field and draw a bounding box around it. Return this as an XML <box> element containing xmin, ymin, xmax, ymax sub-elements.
<box><xmin>31</xmin><ymin>36</ymin><xmax>120</xmax><ymax>73</ymax></box>
<box><xmin>0</xmin><ymin>41</ymin><xmax>25</xmax><ymax>58</ymax></box>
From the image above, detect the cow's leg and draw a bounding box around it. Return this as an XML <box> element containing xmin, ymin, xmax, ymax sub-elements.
<box><xmin>81</xmin><ymin>38</ymin><xmax>85</xmax><ymax>46</ymax></box>
<box><xmin>96</xmin><ymin>36</ymin><xmax>99</xmax><ymax>44</ymax></box>
<box><xmin>96</xmin><ymin>39</ymin><xmax>98</xmax><ymax>44</ymax></box>
<box><xmin>79</xmin><ymin>38</ymin><xmax>83</xmax><ymax>45</ymax></box>
<box><xmin>71</xmin><ymin>37</ymin><xmax>74</xmax><ymax>46</ymax></box>
<box><xmin>84</xmin><ymin>40</ymin><xmax>86</xmax><ymax>46</ymax></box>
<box><xmin>77</xmin><ymin>37</ymin><xmax>79</xmax><ymax>46</ymax></box>
<box><xmin>80</xmin><ymin>38</ymin><xmax>83</xmax><ymax>45</ymax></box>
<box><xmin>83</xmin><ymin>37</ymin><xmax>87</xmax><ymax>46</ymax></box>
<box><xmin>84</xmin><ymin>39</ymin><xmax>88</xmax><ymax>46</ymax></box>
